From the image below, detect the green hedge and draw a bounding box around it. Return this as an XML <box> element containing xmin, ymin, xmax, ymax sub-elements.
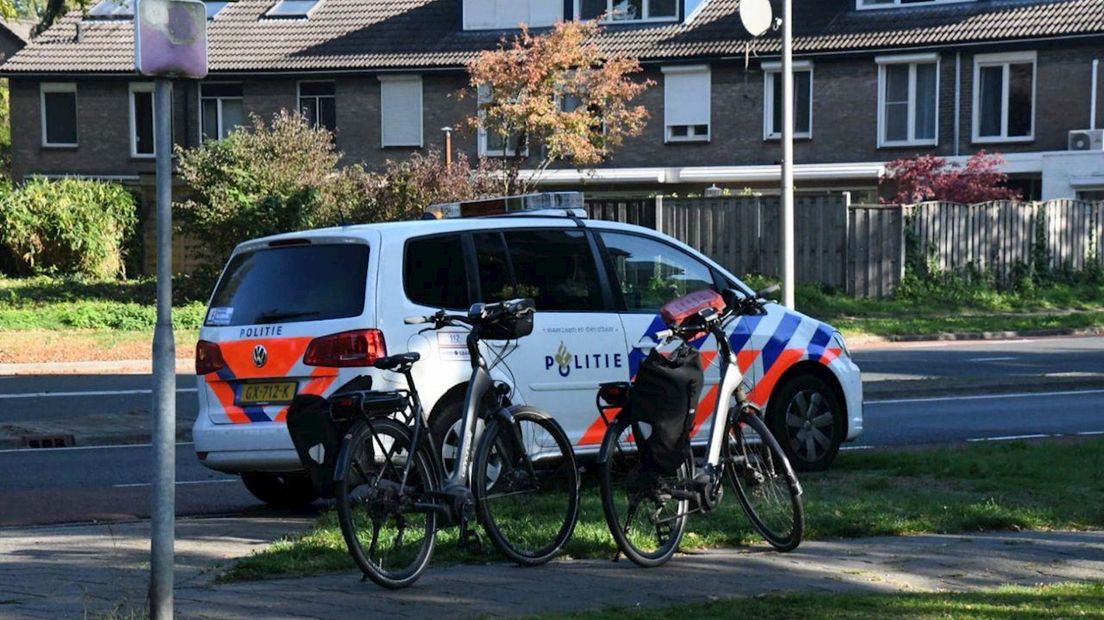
<box><xmin>0</xmin><ymin>178</ymin><xmax>138</xmax><ymax>279</ymax></box>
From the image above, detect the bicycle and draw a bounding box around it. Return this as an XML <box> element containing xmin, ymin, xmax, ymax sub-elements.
<box><xmin>331</xmin><ymin>298</ymin><xmax>581</xmax><ymax>588</ymax></box>
<box><xmin>596</xmin><ymin>286</ymin><xmax>804</xmax><ymax>567</ymax></box>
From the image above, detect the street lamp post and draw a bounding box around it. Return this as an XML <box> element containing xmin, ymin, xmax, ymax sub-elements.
<box><xmin>781</xmin><ymin>0</ymin><xmax>795</xmax><ymax>309</ymax></box>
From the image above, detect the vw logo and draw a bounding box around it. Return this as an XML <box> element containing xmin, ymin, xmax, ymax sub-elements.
<box><xmin>252</xmin><ymin>345</ymin><xmax>268</xmax><ymax>368</ymax></box>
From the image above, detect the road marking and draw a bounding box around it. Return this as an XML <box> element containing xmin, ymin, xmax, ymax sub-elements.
<box><xmin>0</xmin><ymin>388</ymin><xmax>198</xmax><ymax>400</ymax></box>
<box><xmin>113</xmin><ymin>479</ymin><xmax>239</xmax><ymax>489</ymax></box>
<box><xmin>967</xmin><ymin>433</ymin><xmax>1054</xmax><ymax>442</ymax></box>
<box><xmin>840</xmin><ymin>445</ymin><xmax>874</xmax><ymax>451</ymax></box>
<box><xmin>866</xmin><ymin>389</ymin><xmax>1104</xmax><ymax>406</ymax></box>
<box><xmin>967</xmin><ymin>356</ymin><xmax>1018</xmax><ymax>362</ymax></box>
<box><xmin>1077</xmin><ymin>431</ymin><xmax>1104</xmax><ymax>436</ymax></box>
<box><xmin>0</xmin><ymin>442</ymin><xmax>194</xmax><ymax>455</ymax></box>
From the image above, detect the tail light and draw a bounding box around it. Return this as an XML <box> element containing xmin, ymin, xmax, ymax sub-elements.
<box><xmin>196</xmin><ymin>340</ymin><xmax>227</xmax><ymax>375</ymax></box>
<box><xmin>304</xmin><ymin>330</ymin><xmax>387</xmax><ymax>367</ymax></box>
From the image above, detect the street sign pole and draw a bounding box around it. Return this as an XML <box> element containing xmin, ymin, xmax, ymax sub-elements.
<box><xmin>150</xmin><ymin>76</ymin><xmax>176</xmax><ymax>620</ymax></box>
<box><xmin>781</xmin><ymin>0</ymin><xmax>796</xmax><ymax>309</ymax></box>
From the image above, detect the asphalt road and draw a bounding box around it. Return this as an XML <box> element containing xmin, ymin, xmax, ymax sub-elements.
<box><xmin>0</xmin><ymin>373</ymin><xmax>198</xmax><ymax>426</ymax></box>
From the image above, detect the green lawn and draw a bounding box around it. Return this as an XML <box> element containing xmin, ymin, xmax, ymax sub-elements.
<box><xmin>543</xmin><ymin>582</ymin><xmax>1104</xmax><ymax>620</ymax></box>
<box><xmin>220</xmin><ymin>438</ymin><xmax>1104</xmax><ymax>582</ymax></box>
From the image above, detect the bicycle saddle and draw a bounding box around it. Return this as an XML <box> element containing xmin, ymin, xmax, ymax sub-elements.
<box><xmin>373</xmin><ymin>352</ymin><xmax>421</xmax><ymax>371</ymax></box>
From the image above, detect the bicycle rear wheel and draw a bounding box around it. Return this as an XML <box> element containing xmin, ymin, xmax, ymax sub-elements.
<box><xmin>598</xmin><ymin>419</ymin><xmax>690</xmax><ymax>568</ymax></box>
<box><xmin>335</xmin><ymin>418</ymin><xmax>438</xmax><ymax>589</ymax></box>
<box><xmin>473</xmin><ymin>406</ymin><xmax>580</xmax><ymax>566</ymax></box>
<box><xmin>724</xmin><ymin>409</ymin><xmax>804</xmax><ymax>552</ymax></box>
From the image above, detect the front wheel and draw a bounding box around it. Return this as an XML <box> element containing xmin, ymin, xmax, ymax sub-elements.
<box><xmin>598</xmin><ymin>419</ymin><xmax>691</xmax><ymax>568</ymax></box>
<box><xmin>334</xmin><ymin>418</ymin><xmax>438</xmax><ymax>589</ymax></box>
<box><xmin>473</xmin><ymin>407</ymin><xmax>580</xmax><ymax>566</ymax></box>
<box><xmin>724</xmin><ymin>409</ymin><xmax>804</xmax><ymax>552</ymax></box>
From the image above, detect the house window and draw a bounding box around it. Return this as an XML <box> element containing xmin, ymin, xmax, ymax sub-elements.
<box><xmin>973</xmin><ymin>51</ymin><xmax>1036</xmax><ymax>143</ymax></box>
<box><xmin>876</xmin><ymin>54</ymin><xmax>939</xmax><ymax>147</ymax></box>
<box><xmin>379</xmin><ymin>76</ymin><xmax>423</xmax><ymax>147</ymax></box>
<box><xmin>298</xmin><ymin>81</ymin><xmax>336</xmax><ymax>133</ymax></box>
<box><xmin>200</xmin><ymin>83</ymin><xmax>244</xmax><ymax>141</ymax></box>
<box><xmin>477</xmin><ymin>85</ymin><xmax>526</xmax><ymax>156</ymax></box>
<box><xmin>40</xmin><ymin>83</ymin><xmax>78</xmax><ymax>147</ymax></box>
<box><xmin>130</xmin><ymin>83</ymin><xmax>155</xmax><ymax>157</ymax></box>
<box><xmin>265</xmin><ymin>0</ymin><xmax>320</xmax><ymax>18</ymax></box>
<box><xmin>663</xmin><ymin>65</ymin><xmax>710</xmax><ymax>143</ymax></box>
<box><xmin>857</xmin><ymin>0</ymin><xmax>974</xmax><ymax>9</ymax></box>
<box><xmin>577</xmin><ymin>0</ymin><xmax>677</xmax><ymax>22</ymax></box>
<box><xmin>763</xmin><ymin>61</ymin><xmax>813</xmax><ymax>140</ymax></box>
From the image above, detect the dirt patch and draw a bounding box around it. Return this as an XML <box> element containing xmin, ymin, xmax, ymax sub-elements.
<box><xmin>0</xmin><ymin>330</ymin><xmax>198</xmax><ymax>364</ymax></box>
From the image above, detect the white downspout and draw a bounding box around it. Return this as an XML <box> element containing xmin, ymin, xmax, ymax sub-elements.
<box><xmin>954</xmin><ymin>52</ymin><xmax>961</xmax><ymax>156</ymax></box>
<box><xmin>1091</xmin><ymin>59</ymin><xmax>1099</xmax><ymax>130</ymax></box>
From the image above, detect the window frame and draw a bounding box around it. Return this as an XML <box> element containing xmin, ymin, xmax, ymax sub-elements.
<box><xmin>198</xmin><ymin>82</ymin><xmax>244</xmax><ymax>142</ymax></box>
<box><xmin>574</xmin><ymin>0</ymin><xmax>680</xmax><ymax>24</ymax></box>
<box><xmin>128</xmin><ymin>82</ymin><xmax>164</xmax><ymax>159</ymax></box>
<box><xmin>297</xmin><ymin>80</ymin><xmax>337</xmax><ymax>133</ymax></box>
<box><xmin>971</xmin><ymin>50</ymin><xmax>1037</xmax><ymax>144</ymax></box>
<box><xmin>477</xmin><ymin>84</ymin><xmax>529</xmax><ymax>157</ymax></box>
<box><xmin>662</xmin><ymin>64</ymin><xmax>711</xmax><ymax>144</ymax></box>
<box><xmin>379</xmin><ymin>74</ymin><xmax>424</xmax><ymax>148</ymax></box>
<box><xmin>856</xmin><ymin>0</ymin><xmax>975</xmax><ymax>10</ymax></box>
<box><xmin>762</xmin><ymin>60</ymin><xmax>814</xmax><ymax>141</ymax></box>
<box><xmin>40</xmin><ymin>82</ymin><xmax>78</xmax><ymax>148</ymax></box>
<box><xmin>876</xmin><ymin>53</ymin><xmax>940</xmax><ymax>148</ymax></box>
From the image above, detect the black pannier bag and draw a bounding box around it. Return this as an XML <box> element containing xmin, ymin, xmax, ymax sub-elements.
<box><xmin>286</xmin><ymin>374</ymin><xmax>373</xmax><ymax>498</ymax></box>
<box><xmin>627</xmin><ymin>346</ymin><xmax>705</xmax><ymax>475</ymax></box>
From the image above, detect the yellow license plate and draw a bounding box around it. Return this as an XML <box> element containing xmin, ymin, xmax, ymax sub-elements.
<box><xmin>239</xmin><ymin>381</ymin><xmax>297</xmax><ymax>404</ymax></box>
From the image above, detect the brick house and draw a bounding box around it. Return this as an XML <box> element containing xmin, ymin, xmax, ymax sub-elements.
<box><xmin>1</xmin><ymin>0</ymin><xmax>1103</xmax><ymax>207</ymax></box>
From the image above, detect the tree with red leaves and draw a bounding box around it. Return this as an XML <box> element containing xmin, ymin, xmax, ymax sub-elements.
<box><xmin>880</xmin><ymin>151</ymin><xmax>1021</xmax><ymax>204</ymax></box>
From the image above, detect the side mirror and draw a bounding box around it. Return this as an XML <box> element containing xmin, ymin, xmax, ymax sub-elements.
<box><xmin>721</xmin><ymin>288</ymin><xmax>742</xmax><ymax>312</ymax></box>
<box><xmin>756</xmin><ymin>284</ymin><xmax>781</xmax><ymax>300</ymax></box>
<box><xmin>468</xmin><ymin>303</ymin><xmax>486</xmax><ymax>320</ymax></box>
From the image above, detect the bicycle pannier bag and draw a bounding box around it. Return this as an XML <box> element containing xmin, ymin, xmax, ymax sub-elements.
<box><xmin>628</xmin><ymin>347</ymin><xmax>704</xmax><ymax>475</ymax></box>
<box><xmin>287</xmin><ymin>394</ymin><xmax>353</xmax><ymax>499</ymax></box>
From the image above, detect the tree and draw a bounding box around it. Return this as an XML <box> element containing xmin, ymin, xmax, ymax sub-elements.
<box><xmin>880</xmin><ymin>151</ymin><xmax>1021</xmax><ymax>205</ymax></box>
<box><xmin>465</xmin><ymin>19</ymin><xmax>651</xmax><ymax>192</ymax></box>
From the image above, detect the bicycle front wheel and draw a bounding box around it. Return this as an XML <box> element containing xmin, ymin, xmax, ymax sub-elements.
<box><xmin>598</xmin><ymin>419</ymin><xmax>690</xmax><ymax>568</ymax></box>
<box><xmin>724</xmin><ymin>409</ymin><xmax>805</xmax><ymax>552</ymax></box>
<box><xmin>335</xmin><ymin>418</ymin><xmax>438</xmax><ymax>589</ymax></box>
<box><xmin>473</xmin><ymin>406</ymin><xmax>580</xmax><ymax>566</ymax></box>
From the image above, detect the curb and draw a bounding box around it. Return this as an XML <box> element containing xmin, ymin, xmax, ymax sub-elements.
<box><xmin>0</xmin><ymin>359</ymin><xmax>194</xmax><ymax>376</ymax></box>
<box><xmin>850</xmin><ymin>326</ymin><xmax>1104</xmax><ymax>348</ymax></box>
<box><xmin>863</xmin><ymin>374</ymin><xmax>1104</xmax><ymax>399</ymax></box>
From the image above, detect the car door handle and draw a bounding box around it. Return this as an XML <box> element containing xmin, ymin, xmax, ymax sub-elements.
<box><xmin>635</xmin><ymin>339</ymin><xmax>658</xmax><ymax>351</ymax></box>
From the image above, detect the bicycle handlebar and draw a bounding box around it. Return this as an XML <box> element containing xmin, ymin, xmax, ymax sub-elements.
<box><xmin>403</xmin><ymin>298</ymin><xmax>533</xmax><ymax>332</ymax></box>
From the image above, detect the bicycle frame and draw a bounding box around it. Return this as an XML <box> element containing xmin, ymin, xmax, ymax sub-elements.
<box><xmin>703</xmin><ymin>321</ymin><xmax>743</xmax><ymax>468</ymax></box>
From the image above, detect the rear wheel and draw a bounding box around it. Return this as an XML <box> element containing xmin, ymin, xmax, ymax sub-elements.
<box><xmin>473</xmin><ymin>407</ymin><xmax>580</xmax><ymax>566</ymax></box>
<box><xmin>724</xmin><ymin>410</ymin><xmax>804</xmax><ymax>552</ymax></box>
<box><xmin>335</xmin><ymin>419</ymin><xmax>438</xmax><ymax>589</ymax></box>
<box><xmin>598</xmin><ymin>419</ymin><xmax>690</xmax><ymax>568</ymax></box>
<box><xmin>240</xmin><ymin>472</ymin><xmax>319</xmax><ymax>508</ymax></box>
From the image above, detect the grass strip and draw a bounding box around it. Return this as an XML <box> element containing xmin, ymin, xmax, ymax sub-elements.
<box><xmin>542</xmin><ymin>582</ymin><xmax>1104</xmax><ymax>620</ymax></box>
<box><xmin>220</xmin><ymin>438</ymin><xmax>1104</xmax><ymax>582</ymax></box>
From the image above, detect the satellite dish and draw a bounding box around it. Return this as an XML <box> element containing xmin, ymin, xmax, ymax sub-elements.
<box><xmin>740</xmin><ymin>0</ymin><xmax>773</xmax><ymax>37</ymax></box>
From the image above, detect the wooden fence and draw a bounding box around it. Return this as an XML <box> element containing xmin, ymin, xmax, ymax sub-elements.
<box><xmin>587</xmin><ymin>196</ymin><xmax>1104</xmax><ymax>298</ymax></box>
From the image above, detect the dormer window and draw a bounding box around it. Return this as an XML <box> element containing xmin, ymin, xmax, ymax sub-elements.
<box><xmin>577</xmin><ymin>0</ymin><xmax>678</xmax><ymax>22</ymax></box>
<box><xmin>265</xmin><ymin>0</ymin><xmax>320</xmax><ymax>18</ymax></box>
<box><xmin>857</xmin><ymin>0</ymin><xmax>975</xmax><ymax>9</ymax></box>
<box><xmin>87</xmin><ymin>0</ymin><xmax>133</xmax><ymax>19</ymax></box>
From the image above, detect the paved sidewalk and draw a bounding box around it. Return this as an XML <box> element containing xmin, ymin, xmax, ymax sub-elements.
<box><xmin>0</xmin><ymin>517</ymin><xmax>1101</xmax><ymax>618</ymax></box>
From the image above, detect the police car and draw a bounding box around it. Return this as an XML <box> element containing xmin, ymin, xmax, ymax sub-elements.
<box><xmin>193</xmin><ymin>193</ymin><xmax>863</xmax><ymax>506</ymax></box>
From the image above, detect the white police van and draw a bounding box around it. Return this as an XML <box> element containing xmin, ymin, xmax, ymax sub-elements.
<box><xmin>193</xmin><ymin>193</ymin><xmax>863</xmax><ymax>506</ymax></box>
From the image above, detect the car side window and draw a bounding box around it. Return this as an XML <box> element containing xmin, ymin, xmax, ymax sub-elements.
<box><xmin>599</xmin><ymin>231</ymin><xmax>716</xmax><ymax>312</ymax></box>
<box><xmin>404</xmin><ymin>234</ymin><xmax>469</xmax><ymax>309</ymax></box>
<box><xmin>500</xmin><ymin>229</ymin><xmax>604</xmax><ymax>312</ymax></box>
<box><xmin>472</xmin><ymin>231</ymin><xmax>514</xmax><ymax>304</ymax></box>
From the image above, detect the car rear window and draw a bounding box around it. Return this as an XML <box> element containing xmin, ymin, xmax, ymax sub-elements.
<box><xmin>206</xmin><ymin>243</ymin><xmax>370</xmax><ymax>327</ymax></box>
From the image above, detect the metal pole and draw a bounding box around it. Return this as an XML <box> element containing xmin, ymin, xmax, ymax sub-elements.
<box><xmin>781</xmin><ymin>0</ymin><xmax>796</xmax><ymax>309</ymax></box>
<box><xmin>150</xmin><ymin>77</ymin><xmax>176</xmax><ymax>620</ymax></box>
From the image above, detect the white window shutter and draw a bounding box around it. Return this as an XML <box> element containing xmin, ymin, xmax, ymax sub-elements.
<box><xmin>663</xmin><ymin>65</ymin><xmax>711</xmax><ymax>127</ymax></box>
<box><xmin>496</xmin><ymin>0</ymin><xmax>527</xmax><ymax>27</ymax></box>
<box><xmin>380</xmin><ymin>76</ymin><xmax>423</xmax><ymax>147</ymax></box>
<box><xmin>464</xmin><ymin>0</ymin><xmax>496</xmax><ymax>29</ymax></box>
<box><xmin>528</xmin><ymin>0</ymin><xmax>561</xmax><ymax>26</ymax></box>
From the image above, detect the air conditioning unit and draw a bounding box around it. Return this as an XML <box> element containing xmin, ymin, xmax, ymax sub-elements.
<box><xmin>1068</xmin><ymin>129</ymin><xmax>1104</xmax><ymax>151</ymax></box>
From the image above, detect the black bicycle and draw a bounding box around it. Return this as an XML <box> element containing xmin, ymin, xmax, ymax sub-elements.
<box><xmin>596</xmin><ymin>287</ymin><xmax>804</xmax><ymax>567</ymax></box>
<box><xmin>332</xmin><ymin>299</ymin><xmax>581</xmax><ymax>588</ymax></box>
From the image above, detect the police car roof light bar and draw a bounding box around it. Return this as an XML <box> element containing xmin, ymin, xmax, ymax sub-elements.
<box><xmin>424</xmin><ymin>192</ymin><xmax>585</xmax><ymax>220</ymax></box>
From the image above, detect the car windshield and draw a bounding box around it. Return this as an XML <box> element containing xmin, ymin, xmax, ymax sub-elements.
<box><xmin>206</xmin><ymin>243</ymin><xmax>370</xmax><ymax>327</ymax></box>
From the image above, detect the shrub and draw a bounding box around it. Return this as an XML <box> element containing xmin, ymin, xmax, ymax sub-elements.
<box><xmin>175</xmin><ymin>111</ymin><xmax>355</xmax><ymax>264</ymax></box>
<box><xmin>0</xmin><ymin>177</ymin><xmax>138</xmax><ymax>279</ymax></box>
